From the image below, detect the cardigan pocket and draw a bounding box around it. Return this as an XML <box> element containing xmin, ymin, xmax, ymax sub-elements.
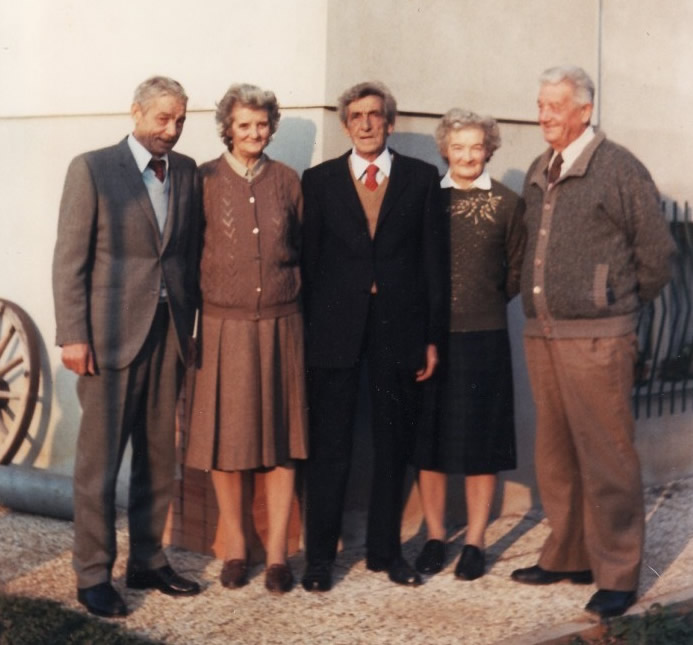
<box><xmin>593</xmin><ymin>263</ymin><xmax>610</xmax><ymax>309</ymax></box>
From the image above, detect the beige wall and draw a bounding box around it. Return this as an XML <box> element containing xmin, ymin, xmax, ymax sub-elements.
<box><xmin>600</xmin><ymin>1</ymin><xmax>693</xmax><ymax>200</ymax></box>
<box><xmin>1</xmin><ymin>1</ymin><xmax>690</xmax><ymax>496</ymax></box>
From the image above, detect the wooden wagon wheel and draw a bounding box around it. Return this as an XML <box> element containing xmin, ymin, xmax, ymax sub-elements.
<box><xmin>0</xmin><ymin>299</ymin><xmax>40</xmax><ymax>464</ymax></box>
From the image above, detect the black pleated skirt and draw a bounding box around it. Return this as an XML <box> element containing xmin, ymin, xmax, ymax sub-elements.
<box><xmin>413</xmin><ymin>330</ymin><xmax>517</xmax><ymax>474</ymax></box>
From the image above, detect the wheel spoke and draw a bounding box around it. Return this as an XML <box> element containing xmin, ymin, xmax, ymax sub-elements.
<box><xmin>0</xmin><ymin>390</ymin><xmax>21</xmax><ymax>400</ymax></box>
<box><xmin>0</xmin><ymin>355</ymin><xmax>23</xmax><ymax>378</ymax></box>
<box><xmin>0</xmin><ymin>325</ymin><xmax>16</xmax><ymax>360</ymax></box>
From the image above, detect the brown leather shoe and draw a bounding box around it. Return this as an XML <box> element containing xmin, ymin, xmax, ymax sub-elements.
<box><xmin>265</xmin><ymin>563</ymin><xmax>294</xmax><ymax>593</ymax></box>
<box><xmin>220</xmin><ymin>559</ymin><xmax>248</xmax><ymax>588</ymax></box>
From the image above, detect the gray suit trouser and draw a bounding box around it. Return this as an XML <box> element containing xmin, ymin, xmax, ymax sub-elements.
<box><xmin>73</xmin><ymin>304</ymin><xmax>182</xmax><ymax>589</ymax></box>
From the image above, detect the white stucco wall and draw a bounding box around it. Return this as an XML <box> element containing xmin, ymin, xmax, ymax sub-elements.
<box><xmin>1</xmin><ymin>1</ymin><xmax>690</xmax><ymax>498</ymax></box>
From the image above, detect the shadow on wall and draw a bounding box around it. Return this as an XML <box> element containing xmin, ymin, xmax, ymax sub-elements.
<box><xmin>266</xmin><ymin>117</ymin><xmax>318</xmax><ymax>175</ymax></box>
<box><xmin>389</xmin><ymin>132</ymin><xmax>447</xmax><ymax>176</ymax></box>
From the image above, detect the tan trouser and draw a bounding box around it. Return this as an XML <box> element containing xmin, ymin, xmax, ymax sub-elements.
<box><xmin>524</xmin><ymin>334</ymin><xmax>644</xmax><ymax>591</ymax></box>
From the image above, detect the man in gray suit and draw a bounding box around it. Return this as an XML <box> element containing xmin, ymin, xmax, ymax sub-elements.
<box><xmin>53</xmin><ymin>76</ymin><xmax>201</xmax><ymax>617</ymax></box>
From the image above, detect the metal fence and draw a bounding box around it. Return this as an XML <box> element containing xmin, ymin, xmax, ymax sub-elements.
<box><xmin>634</xmin><ymin>201</ymin><xmax>693</xmax><ymax>418</ymax></box>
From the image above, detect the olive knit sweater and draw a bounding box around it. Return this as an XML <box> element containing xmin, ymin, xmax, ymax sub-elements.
<box><xmin>446</xmin><ymin>179</ymin><xmax>525</xmax><ymax>332</ymax></box>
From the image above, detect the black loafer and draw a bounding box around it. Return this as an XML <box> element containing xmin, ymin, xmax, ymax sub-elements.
<box><xmin>301</xmin><ymin>561</ymin><xmax>333</xmax><ymax>592</ymax></box>
<box><xmin>369</xmin><ymin>557</ymin><xmax>421</xmax><ymax>586</ymax></box>
<box><xmin>455</xmin><ymin>545</ymin><xmax>485</xmax><ymax>580</ymax></box>
<box><xmin>585</xmin><ymin>589</ymin><xmax>636</xmax><ymax>619</ymax></box>
<box><xmin>126</xmin><ymin>564</ymin><xmax>201</xmax><ymax>596</ymax></box>
<box><xmin>415</xmin><ymin>540</ymin><xmax>446</xmax><ymax>574</ymax></box>
<box><xmin>511</xmin><ymin>564</ymin><xmax>593</xmax><ymax>585</ymax></box>
<box><xmin>77</xmin><ymin>582</ymin><xmax>127</xmax><ymax>618</ymax></box>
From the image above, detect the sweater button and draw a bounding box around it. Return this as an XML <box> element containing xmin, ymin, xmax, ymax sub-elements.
<box><xmin>249</xmin><ymin>196</ymin><xmax>256</xmax><ymax>204</ymax></box>
<box><xmin>256</xmin><ymin>287</ymin><xmax>262</xmax><ymax>293</ymax></box>
<box><xmin>533</xmin><ymin>285</ymin><xmax>542</xmax><ymax>294</ymax></box>
<box><xmin>535</xmin><ymin>258</ymin><xmax>542</xmax><ymax>267</ymax></box>
<box><xmin>539</xmin><ymin>228</ymin><xmax>547</xmax><ymax>236</ymax></box>
<box><xmin>252</xmin><ymin>227</ymin><xmax>259</xmax><ymax>234</ymax></box>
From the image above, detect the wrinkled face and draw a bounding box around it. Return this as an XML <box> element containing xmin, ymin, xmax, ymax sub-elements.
<box><xmin>131</xmin><ymin>94</ymin><xmax>187</xmax><ymax>156</ymax></box>
<box><xmin>343</xmin><ymin>94</ymin><xmax>393</xmax><ymax>161</ymax></box>
<box><xmin>228</xmin><ymin>105</ymin><xmax>272</xmax><ymax>163</ymax></box>
<box><xmin>537</xmin><ymin>80</ymin><xmax>592</xmax><ymax>152</ymax></box>
<box><xmin>446</xmin><ymin>127</ymin><xmax>487</xmax><ymax>188</ymax></box>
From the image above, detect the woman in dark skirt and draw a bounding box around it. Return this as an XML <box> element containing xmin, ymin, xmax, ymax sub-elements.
<box><xmin>414</xmin><ymin>109</ymin><xmax>525</xmax><ymax>580</ymax></box>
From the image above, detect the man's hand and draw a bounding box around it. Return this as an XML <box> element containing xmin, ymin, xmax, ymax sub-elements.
<box><xmin>61</xmin><ymin>343</ymin><xmax>95</xmax><ymax>376</ymax></box>
<box><xmin>415</xmin><ymin>343</ymin><xmax>439</xmax><ymax>382</ymax></box>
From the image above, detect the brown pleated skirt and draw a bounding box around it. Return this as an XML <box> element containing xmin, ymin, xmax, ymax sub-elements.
<box><xmin>185</xmin><ymin>311</ymin><xmax>309</xmax><ymax>471</ymax></box>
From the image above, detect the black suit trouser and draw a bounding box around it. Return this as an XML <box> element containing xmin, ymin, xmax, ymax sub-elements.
<box><xmin>304</xmin><ymin>297</ymin><xmax>419</xmax><ymax>566</ymax></box>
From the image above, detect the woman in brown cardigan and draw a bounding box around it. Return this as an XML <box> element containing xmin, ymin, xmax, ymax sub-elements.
<box><xmin>186</xmin><ymin>84</ymin><xmax>308</xmax><ymax>594</ymax></box>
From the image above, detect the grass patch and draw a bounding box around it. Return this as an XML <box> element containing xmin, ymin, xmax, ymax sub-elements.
<box><xmin>564</xmin><ymin>602</ymin><xmax>693</xmax><ymax>644</ymax></box>
<box><xmin>0</xmin><ymin>593</ymin><xmax>162</xmax><ymax>645</ymax></box>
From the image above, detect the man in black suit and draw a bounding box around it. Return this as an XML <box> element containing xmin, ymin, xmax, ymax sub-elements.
<box><xmin>300</xmin><ymin>81</ymin><xmax>448</xmax><ymax>591</ymax></box>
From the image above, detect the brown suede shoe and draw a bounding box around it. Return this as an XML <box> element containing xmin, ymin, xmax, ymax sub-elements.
<box><xmin>265</xmin><ymin>563</ymin><xmax>294</xmax><ymax>593</ymax></box>
<box><xmin>220</xmin><ymin>559</ymin><xmax>248</xmax><ymax>588</ymax></box>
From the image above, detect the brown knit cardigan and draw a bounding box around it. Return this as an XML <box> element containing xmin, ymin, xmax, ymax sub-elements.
<box><xmin>198</xmin><ymin>156</ymin><xmax>303</xmax><ymax>319</ymax></box>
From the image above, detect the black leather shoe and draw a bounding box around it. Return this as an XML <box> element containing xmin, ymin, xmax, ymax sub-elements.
<box><xmin>367</xmin><ymin>557</ymin><xmax>422</xmax><ymax>586</ymax></box>
<box><xmin>455</xmin><ymin>545</ymin><xmax>485</xmax><ymax>580</ymax></box>
<box><xmin>77</xmin><ymin>582</ymin><xmax>127</xmax><ymax>618</ymax></box>
<box><xmin>511</xmin><ymin>564</ymin><xmax>593</xmax><ymax>585</ymax></box>
<box><xmin>415</xmin><ymin>540</ymin><xmax>445</xmax><ymax>574</ymax></box>
<box><xmin>585</xmin><ymin>589</ymin><xmax>636</xmax><ymax>619</ymax></box>
<box><xmin>301</xmin><ymin>561</ymin><xmax>333</xmax><ymax>592</ymax></box>
<box><xmin>126</xmin><ymin>564</ymin><xmax>201</xmax><ymax>596</ymax></box>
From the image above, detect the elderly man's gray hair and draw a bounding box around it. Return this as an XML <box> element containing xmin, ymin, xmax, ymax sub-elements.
<box><xmin>133</xmin><ymin>76</ymin><xmax>188</xmax><ymax>108</ymax></box>
<box><xmin>539</xmin><ymin>65</ymin><xmax>595</xmax><ymax>106</ymax></box>
<box><xmin>337</xmin><ymin>81</ymin><xmax>397</xmax><ymax>126</ymax></box>
<box><xmin>215</xmin><ymin>83</ymin><xmax>281</xmax><ymax>149</ymax></box>
<box><xmin>435</xmin><ymin>108</ymin><xmax>501</xmax><ymax>162</ymax></box>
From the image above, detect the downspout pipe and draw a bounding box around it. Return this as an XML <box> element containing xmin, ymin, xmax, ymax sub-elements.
<box><xmin>0</xmin><ymin>464</ymin><xmax>73</xmax><ymax>521</ymax></box>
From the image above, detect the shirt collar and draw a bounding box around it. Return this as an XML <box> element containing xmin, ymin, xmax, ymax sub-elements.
<box><xmin>224</xmin><ymin>150</ymin><xmax>268</xmax><ymax>180</ymax></box>
<box><xmin>127</xmin><ymin>133</ymin><xmax>169</xmax><ymax>173</ymax></box>
<box><xmin>349</xmin><ymin>147</ymin><xmax>393</xmax><ymax>179</ymax></box>
<box><xmin>551</xmin><ymin>126</ymin><xmax>595</xmax><ymax>173</ymax></box>
<box><xmin>440</xmin><ymin>168</ymin><xmax>492</xmax><ymax>190</ymax></box>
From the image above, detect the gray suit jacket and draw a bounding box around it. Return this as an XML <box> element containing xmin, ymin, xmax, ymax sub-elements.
<box><xmin>53</xmin><ymin>137</ymin><xmax>201</xmax><ymax>370</ymax></box>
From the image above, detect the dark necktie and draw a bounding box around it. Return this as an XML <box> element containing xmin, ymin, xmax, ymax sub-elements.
<box><xmin>547</xmin><ymin>153</ymin><xmax>563</xmax><ymax>185</ymax></box>
<box><xmin>148</xmin><ymin>158</ymin><xmax>166</xmax><ymax>183</ymax></box>
<box><xmin>364</xmin><ymin>164</ymin><xmax>379</xmax><ymax>191</ymax></box>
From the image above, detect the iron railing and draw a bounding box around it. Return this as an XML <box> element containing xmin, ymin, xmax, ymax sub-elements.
<box><xmin>634</xmin><ymin>201</ymin><xmax>693</xmax><ymax>418</ymax></box>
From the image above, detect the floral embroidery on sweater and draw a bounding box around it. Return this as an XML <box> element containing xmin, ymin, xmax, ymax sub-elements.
<box><xmin>450</xmin><ymin>191</ymin><xmax>502</xmax><ymax>225</ymax></box>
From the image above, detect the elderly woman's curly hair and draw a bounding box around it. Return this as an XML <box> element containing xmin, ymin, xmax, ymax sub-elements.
<box><xmin>216</xmin><ymin>83</ymin><xmax>281</xmax><ymax>150</ymax></box>
<box><xmin>435</xmin><ymin>108</ymin><xmax>501</xmax><ymax>162</ymax></box>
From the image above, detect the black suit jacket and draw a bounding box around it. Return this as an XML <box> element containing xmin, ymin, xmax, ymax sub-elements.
<box><xmin>301</xmin><ymin>149</ymin><xmax>448</xmax><ymax>370</ymax></box>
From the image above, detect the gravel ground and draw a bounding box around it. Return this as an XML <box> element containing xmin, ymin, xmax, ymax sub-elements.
<box><xmin>2</xmin><ymin>477</ymin><xmax>693</xmax><ymax>644</ymax></box>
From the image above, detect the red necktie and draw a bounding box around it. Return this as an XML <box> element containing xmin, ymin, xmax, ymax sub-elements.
<box><xmin>364</xmin><ymin>164</ymin><xmax>379</xmax><ymax>191</ymax></box>
<box><xmin>547</xmin><ymin>154</ymin><xmax>563</xmax><ymax>185</ymax></box>
<box><xmin>148</xmin><ymin>158</ymin><xmax>166</xmax><ymax>183</ymax></box>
